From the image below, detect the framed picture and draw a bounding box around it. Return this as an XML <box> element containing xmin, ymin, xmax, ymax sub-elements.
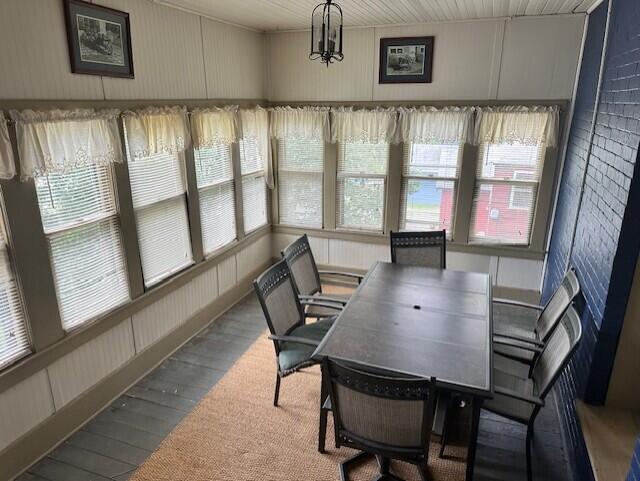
<box><xmin>379</xmin><ymin>36</ymin><xmax>434</xmax><ymax>84</ymax></box>
<box><xmin>63</xmin><ymin>0</ymin><xmax>134</xmax><ymax>78</ymax></box>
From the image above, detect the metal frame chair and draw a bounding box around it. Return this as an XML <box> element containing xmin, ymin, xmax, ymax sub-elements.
<box><xmin>492</xmin><ymin>268</ymin><xmax>580</xmax><ymax>366</ymax></box>
<box><xmin>254</xmin><ymin>260</ymin><xmax>341</xmax><ymax>451</ymax></box>
<box><xmin>390</xmin><ymin>230</ymin><xmax>446</xmax><ymax>269</ymax></box>
<box><xmin>322</xmin><ymin>358</ymin><xmax>437</xmax><ymax>481</ymax></box>
<box><xmin>282</xmin><ymin>234</ymin><xmax>363</xmax><ymax>316</ymax></box>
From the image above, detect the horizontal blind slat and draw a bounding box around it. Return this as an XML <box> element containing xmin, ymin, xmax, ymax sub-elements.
<box><xmin>199</xmin><ymin>183</ymin><xmax>237</xmax><ymax>254</ymax></box>
<box><xmin>242</xmin><ymin>175</ymin><xmax>267</xmax><ymax>233</ymax></box>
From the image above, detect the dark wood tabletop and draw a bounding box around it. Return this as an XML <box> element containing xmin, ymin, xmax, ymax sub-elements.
<box><xmin>313</xmin><ymin>261</ymin><xmax>493</xmax><ymax>398</ymax></box>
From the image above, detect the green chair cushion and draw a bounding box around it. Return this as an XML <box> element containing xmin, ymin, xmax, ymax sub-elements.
<box><xmin>278</xmin><ymin>317</ymin><xmax>335</xmax><ymax>373</ymax></box>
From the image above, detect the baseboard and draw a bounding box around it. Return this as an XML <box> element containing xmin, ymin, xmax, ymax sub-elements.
<box><xmin>0</xmin><ymin>260</ymin><xmax>272</xmax><ymax>481</ymax></box>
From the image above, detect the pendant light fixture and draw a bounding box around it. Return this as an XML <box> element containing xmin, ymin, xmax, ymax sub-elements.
<box><xmin>309</xmin><ymin>0</ymin><xmax>344</xmax><ymax>66</ymax></box>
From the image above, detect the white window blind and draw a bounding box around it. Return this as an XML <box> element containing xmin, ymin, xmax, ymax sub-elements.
<box><xmin>127</xmin><ymin>151</ymin><xmax>193</xmax><ymax>287</ymax></box>
<box><xmin>239</xmin><ymin>137</ymin><xmax>267</xmax><ymax>233</ymax></box>
<box><xmin>469</xmin><ymin>142</ymin><xmax>545</xmax><ymax>245</ymax></box>
<box><xmin>0</xmin><ymin>210</ymin><xmax>30</xmax><ymax>369</ymax></box>
<box><xmin>35</xmin><ymin>165</ymin><xmax>129</xmax><ymax>330</ymax></box>
<box><xmin>194</xmin><ymin>144</ymin><xmax>237</xmax><ymax>254</ymax></box>
<box><xmin>278</xmin><ymin>138</ymin><xmax>324</xmax><ymax>227</ymax></box>
<box><xmin>336</xmin><ymin>142</ymin><xmax>389</xmax><ymax>232</ymax></box>
<box><xmin>400</xmin><ymin>143</ymin><xmax>461</xmax><ymax>236</ymax></box>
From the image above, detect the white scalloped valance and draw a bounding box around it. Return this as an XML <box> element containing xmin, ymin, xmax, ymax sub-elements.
<box><xmin>0</xmin><ymin>116</ymin><xmax>16</xmax><ymax>180</ymax></box>
<box><xmin>475</xmin><ymin>106</ymin><xmax>559</xmax><ymax>147</ymax></box>
<box><xmin>239</xmin><ymin>107</ymin><xmax>273</xmax><ymax>189</ymax></box>
<box><xmin>330</xmin><ymin>107</ymin><xmax>398</xmax><ymax>144</ymax></box>
<box><xmin>123</xmin><ymin>106</ymin><xmax>190</xmax><ymax>159</ymax></box>
<box><xmin>10</xmin><ymin>109</ymin><xmax>122</xmax><ymax>180</ymax></box>
<box><xmin>269</xmin><ymin>106</ymin><xmax>330</xmax><ymax>141</ymax></box>
<box><xmin>399</xmin><ymin>106</ymin><xmax>475</xmax><ymax>144</ymax></box>
<box><xmin>190</xmin><ymin>106</ymin><xmax>238</xmax><ymax>149</ymax></box>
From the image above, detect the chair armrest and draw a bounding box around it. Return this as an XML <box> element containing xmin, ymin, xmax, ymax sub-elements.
<box><xmin>495</xmin><ymin>386</ymin><xmax>545</xmax><ymax>407</ymax></box>
<box><xmin>493</xmin><ymin>337</ymin><xmax>542</xmax><ymax>353</ymax></box>
<box><xmin>268</xmin><ymin>335</ymin><xmax>320</xmax><ymax>347</ymax></box>
<box><xmin>298</xmin><ymin>294</ymin><xmax>347</xmax><ymax>306</ymax></box>
<box><xmin>299</xmin><ymin>299</ymin><xmax>344</xmax><ymax>311</ymax></box>
<box><xmin>493</xmin><ymin>298</ymin><xmax>544</xmax><ymax>311</ymax></box>
<box><xmin>318</xmin><ymin>270</ymin><xmax>364</xmax><ymax>284</ymax></box>
<box><xmin>493</xmin><ymin>331</ymin><xmax>544</xmax><ymax>347</ymax></box>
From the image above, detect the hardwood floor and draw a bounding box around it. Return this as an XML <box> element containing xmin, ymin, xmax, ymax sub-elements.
<box><xmin>16</xmin><ymin>293</ymin><xmax>570</xmax><ymax>481</ymax></box>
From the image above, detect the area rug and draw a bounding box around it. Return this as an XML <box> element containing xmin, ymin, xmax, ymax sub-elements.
<box><xmin>130</xmin><ymin>328</ymin><xmax>467</xmax><ymax>481</ymax></box>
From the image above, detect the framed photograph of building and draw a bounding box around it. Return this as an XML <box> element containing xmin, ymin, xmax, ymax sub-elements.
<box><xmin>63</xmin><ymin>0</ymin><xmax>134</xmax><ymax>78</ymax></box>
<box><xmin>379</xmin><ymin>36</ymin><xmax>434</xmax><ymax>84</ymax></box>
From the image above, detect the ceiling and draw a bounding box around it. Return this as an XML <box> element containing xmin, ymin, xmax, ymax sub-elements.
<box><xmin>156</xmin><ymin>0</ymin><xmax>599</xmax><ymax>31</ymax></box>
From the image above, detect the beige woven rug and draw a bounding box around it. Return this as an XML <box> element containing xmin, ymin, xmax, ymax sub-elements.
<box><xmin>130</xmin><ymin>331</ymin><xmax>467</xmax><ymax>481</ymax></box>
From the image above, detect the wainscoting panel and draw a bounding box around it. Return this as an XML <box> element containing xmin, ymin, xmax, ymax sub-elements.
<box><xmin>47</xmin><ymin>320</ymin><xmax>135</xmax><ymax>410</ymax></box>
<box><xmin>328</xmin><ymin>238</ymin><xmax>391</xmax><ymax>270</ymax></box>
<box><xmin>236</xmin><ymin>234</ymin><xmax>272</xmax><ymax>280</ymax></box>
<box><xmin>218</xmin><ymin>255</ymin><xmax>238</xmax><ymax>294</ymax></box>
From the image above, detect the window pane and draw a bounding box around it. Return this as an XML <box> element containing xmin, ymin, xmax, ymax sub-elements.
<box><xmin>336</xmin><ymin>177</ymin><xmax>385</xmax><ymax>231</ymax></box>
<box><xmin>470</xmin><ymin>182</ymin><xmax>536</xmax><ymax>245</ymax></box>
<box><xmin>477</xmin><ymin>143</ymin><xmax>543</xmax><ymax>181</ymax></box>
<box><xmin>0</xmin><ymin>215</ymin><xmax>30</xmax><ymax>370</ymax></box>
<box><xmin>404</xmin><ymin>143</ymin><xmax>460</xmax><ymax>178</ymax></box>
<box><xmin>239</xmin><ymin>137</ymin><xmax>263</xmax><ymax>175</ymax></box>
<box><xmin>242</xmin><ymin>174</ymin><xmax>267</xmax><ymax>233</ymax></box>
<box><xmin>338</xmin><ymin>142</ymin><xmax>389</xmax><ymax>175</ymax></box>
<box><xmin>194</xmin><ymin>145</ymin><xmax>234</xmax><ymax>189</ymax></box>
<box><xmin>401</xmin><ymin>179</ymin><xmax>455</xmax><ymax>232</ymax></box>
<box><xmin>128</xmin><ymin>153</ymin><xmax>186</xmax><ymax>209</ymax></box>
<box><xmin>35</xmin><ymin>165</ymin><xmax>116</xmax><ymax>233</ymax></box>
<box><xmin>199</xmin><ymin>182</ymin><xmax>236</xmax><ymax>254</ymax></box>
<box><xmin>279</xmin><ymin>172</ymin><xmax>323</xmax><ymax>227</ymax></box>
<box><xmin>279</xmin><ymin>138</ymin><xmax>324</xmax><ymax>172</ymax></box>
<box><xmin>48</xmin><ymin>217</ymin><xmax>129</xmax><ymax>330</ymax></box>
<box><xmin>135</xmin><ymin>197</ymin><xmax>193</xmax><ymax>286</ymax></box>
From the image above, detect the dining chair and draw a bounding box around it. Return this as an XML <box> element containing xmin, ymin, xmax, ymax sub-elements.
<box><xmin>282</xmin><ymin>234</ymin><xmax>363</xmax><ymax>318</ymax></box>
<box><xmin>322</xmin><ymin>358</ymin><xmax>437</xmax><ymax>481</ymax></box>
<box><xmin>493</xmin><ymin>268</ymin><xmax>580</xmax><ymax>365</ymax></box>
<box><xmin>389</xmin><ymin>230</ymin><xmax>446</xmax><ymax>269</ymax></box>
<box><xmin>442</xmin><ymin>305</ymin><xmax>583</xmax><ymax>481</ymax></box>
<box><xmin>254</xmin><ymin>260</ymin><xmax>340</xmax><ymax>451</ymax></box>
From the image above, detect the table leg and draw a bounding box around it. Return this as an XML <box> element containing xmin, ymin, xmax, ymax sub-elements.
<box><xmin>466</xmin><ymin>397</ymin><xmax>483</xmax><ymax>481</ymax></box>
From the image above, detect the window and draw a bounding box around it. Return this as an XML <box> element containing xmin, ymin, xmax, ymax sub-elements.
<box><xmin>400</xmin><ymin>142</ymin><xmax>461</xmax><ymax>235</ymax></box>
<box><xmin>336</xmin><ymin>142</ymin><xmax>389</xmax><ymax>231</ymax></box>
<box><xmin>126</xmin><ymin>150</ymin><xmax>193</xmax><ymax>287</ymax></box>
<box><xmin>278</xmin><ymin>138</ymin><xmax>324</xmax><ymax>228</ymax></box>
<box><xmin>194</xmin><ymin>144</ymin><xmax>237</xmax><ymax>255</ymax></box>
<box><xmin>239</xmin><ymin>137</ymin><xmax>268</xmax><ymax>233</ymax></box>
<box><xmin>469</xmin><ymin>142</ymin><xmax>545</xmax><ymax>245</ymax></box>
<box><xmin>0</xmin><ymin>209</ymin><xmax>30</xmax><ymax>369</ymax></box>
<box><xmin>35</xmin><ymin>165</ymin><xmax>129</xmax><ymax>330</ymax></box>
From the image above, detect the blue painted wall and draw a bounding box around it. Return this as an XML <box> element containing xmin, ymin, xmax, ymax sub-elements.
<box><xmin>627</xmin><ymin>438</ymin><xmax>640</xmax><ymax>481</ymax></box>
<box><xmin>543</xmin><ymin>0</ymin><xmax>640</xmax><ymax>479</ymax></box>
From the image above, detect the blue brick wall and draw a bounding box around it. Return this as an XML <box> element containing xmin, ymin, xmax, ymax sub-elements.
<box><xmin>628</xmin><ymin>438</ymin><xmax>640</xmax><ymax>481</ymax></box>
<box><xmin>543</xmin><ymin>0</ymin><xmax>640</xmax><ymax>480</ymax></box>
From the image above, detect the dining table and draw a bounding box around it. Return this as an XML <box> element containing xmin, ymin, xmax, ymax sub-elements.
<box><xmin>312</xmin><ymin>261</ymin><xmax>494</xmax><ymax>481</ymax></box>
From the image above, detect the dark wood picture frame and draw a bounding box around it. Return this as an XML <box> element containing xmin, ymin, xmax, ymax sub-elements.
<box><xmin>379</xmin><ymin>36</ymin><xmax>434</xmax><ymax>84</ymax></box>
<box><xmin>63</xmin><ymin>0</ymin><xmax>134</xmax><ymax>78</ymax></box>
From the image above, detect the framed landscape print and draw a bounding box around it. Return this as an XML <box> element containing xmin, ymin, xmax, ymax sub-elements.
<box><xmin>379</xmin><ymin>36</ymin><xmax>434</xmax><ymax>84</ymax></box>
<box><xmin>63</xmin><ymin>0</ymin><xmax>134</xmax><ymax>78</ymax></box>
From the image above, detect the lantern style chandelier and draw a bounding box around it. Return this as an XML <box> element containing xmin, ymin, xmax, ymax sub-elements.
<box><xmin>309</xmin><ymin>0</ymin><xmax>344</xmax><ymax>66</ymax></box>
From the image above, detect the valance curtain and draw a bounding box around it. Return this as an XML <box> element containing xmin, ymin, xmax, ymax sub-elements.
<box><xmin>123</xmin><ymin>106</ymin><xmax>191</xmax><ymax>159</ymax></box>
<box><xmin>475</xmin><ymin>106</ymin><xmax>559</xmax><ymax>147</ymax></box>
<box><xmin>239</xmin><ymin>107</ymin><xmax>273</xmax><ymax>188</ymax></box>
<box><xmin>10</xmin><ymin>109</ymin><xmax>122</xmax><ymax>180</ymax></box>
<box><xmin>330</xmin><ymin>107</ymin><xmax>398</xmax><ymax>144</ymax></box>
<box><xmin>269</xmin><ymin>106</ymin><xmax>330</xmax><ymax>141</ymax></box>
<box><xmin>0</xmin><ymin>115</ymin><xmax>16</xmax><ymax>180</ymax></box>
<box><xmin>398</xmin><ymin>106</ymin><xmax>475</xmax><ymax>144</ymax></box>
<box><xmin>190</xmin><ymin>106</ymin><xmax>238</xmax><ymax>149</ymax></box>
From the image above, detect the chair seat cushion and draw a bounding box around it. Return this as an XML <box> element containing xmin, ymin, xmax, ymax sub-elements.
<box><xmin>493</xmin><ymin>302</ymin><xmax>539</xmax><ymax>332</ymax></box>
<box><xmin>494</xmin><ymin>343</ymin><xmax>536</xmax><ymax>363</ymax></box>
<box><xmin>483</xmin><ymin>368</ymin><xmax>536</xmax><ymax>423</ymax></box>
<box><xmin>278</xmin><ymin>317</ymin><xmax>335</xmax><ymax>373</ymax></box>
<box><xmin>493</xmin><ymin>353</ymin><xmax>530</xmax><ymax>377</ymax></box>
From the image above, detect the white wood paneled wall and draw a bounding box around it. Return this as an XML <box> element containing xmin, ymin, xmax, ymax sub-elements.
<box><xmin>272</xmin><ymin>233</ymin><xmax>543</xmax><ymax>291</ymax></box>
<box><xmin>0</xmin><ymin>234</ymin><xmax>272</xmax><ymax>454</ymax></box>
<box><xmin>267</xmin><ymin>15</ymin><xmax>585</xmax><ymax>102</ymax></box>
<box><xmin>0</xmin><ymin>0</ymin><xmax>266</xmax><ymax>100</ymax></box>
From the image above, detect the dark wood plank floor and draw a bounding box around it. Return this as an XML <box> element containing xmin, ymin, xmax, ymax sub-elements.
<box><xmin>16</xmin><ymin>293</ymin><xmax>569</xmax><ymax>481</ymax></box>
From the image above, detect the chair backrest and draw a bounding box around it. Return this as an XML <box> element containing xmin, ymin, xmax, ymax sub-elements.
<box><xmin>281</xmin><ymin>234</ymin><xmax>322</xmax><ymax>297</ymax></box>
<box><xmin>322</xmin><ymin>358</ymin><xmax>436</xmax><ymax>459</ymax></box>
<box><xmin>390</xmin><ymin>230</ymin><xmax>446</xmax><ymax>269</ymax></box>
<box><xmin>253</xmin><ymin>260</ymin><xmax>305</xmax><ymax>338</ymax></box>
<box><xmin>536</xmin><ymin>268</ymin><xmax>580</xmax><ymax>341</ymax></box>
<box><xmin>532</xmin><ymin>304</ymin><xmax>582</xmax><ymax>399</ymax></box>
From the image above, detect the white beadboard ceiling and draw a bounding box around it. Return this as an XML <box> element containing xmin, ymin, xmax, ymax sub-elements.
<box><xmin>156</xmin><ymin>0</ymin><xmax>599</xmax><ymax>31</ymax></box>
